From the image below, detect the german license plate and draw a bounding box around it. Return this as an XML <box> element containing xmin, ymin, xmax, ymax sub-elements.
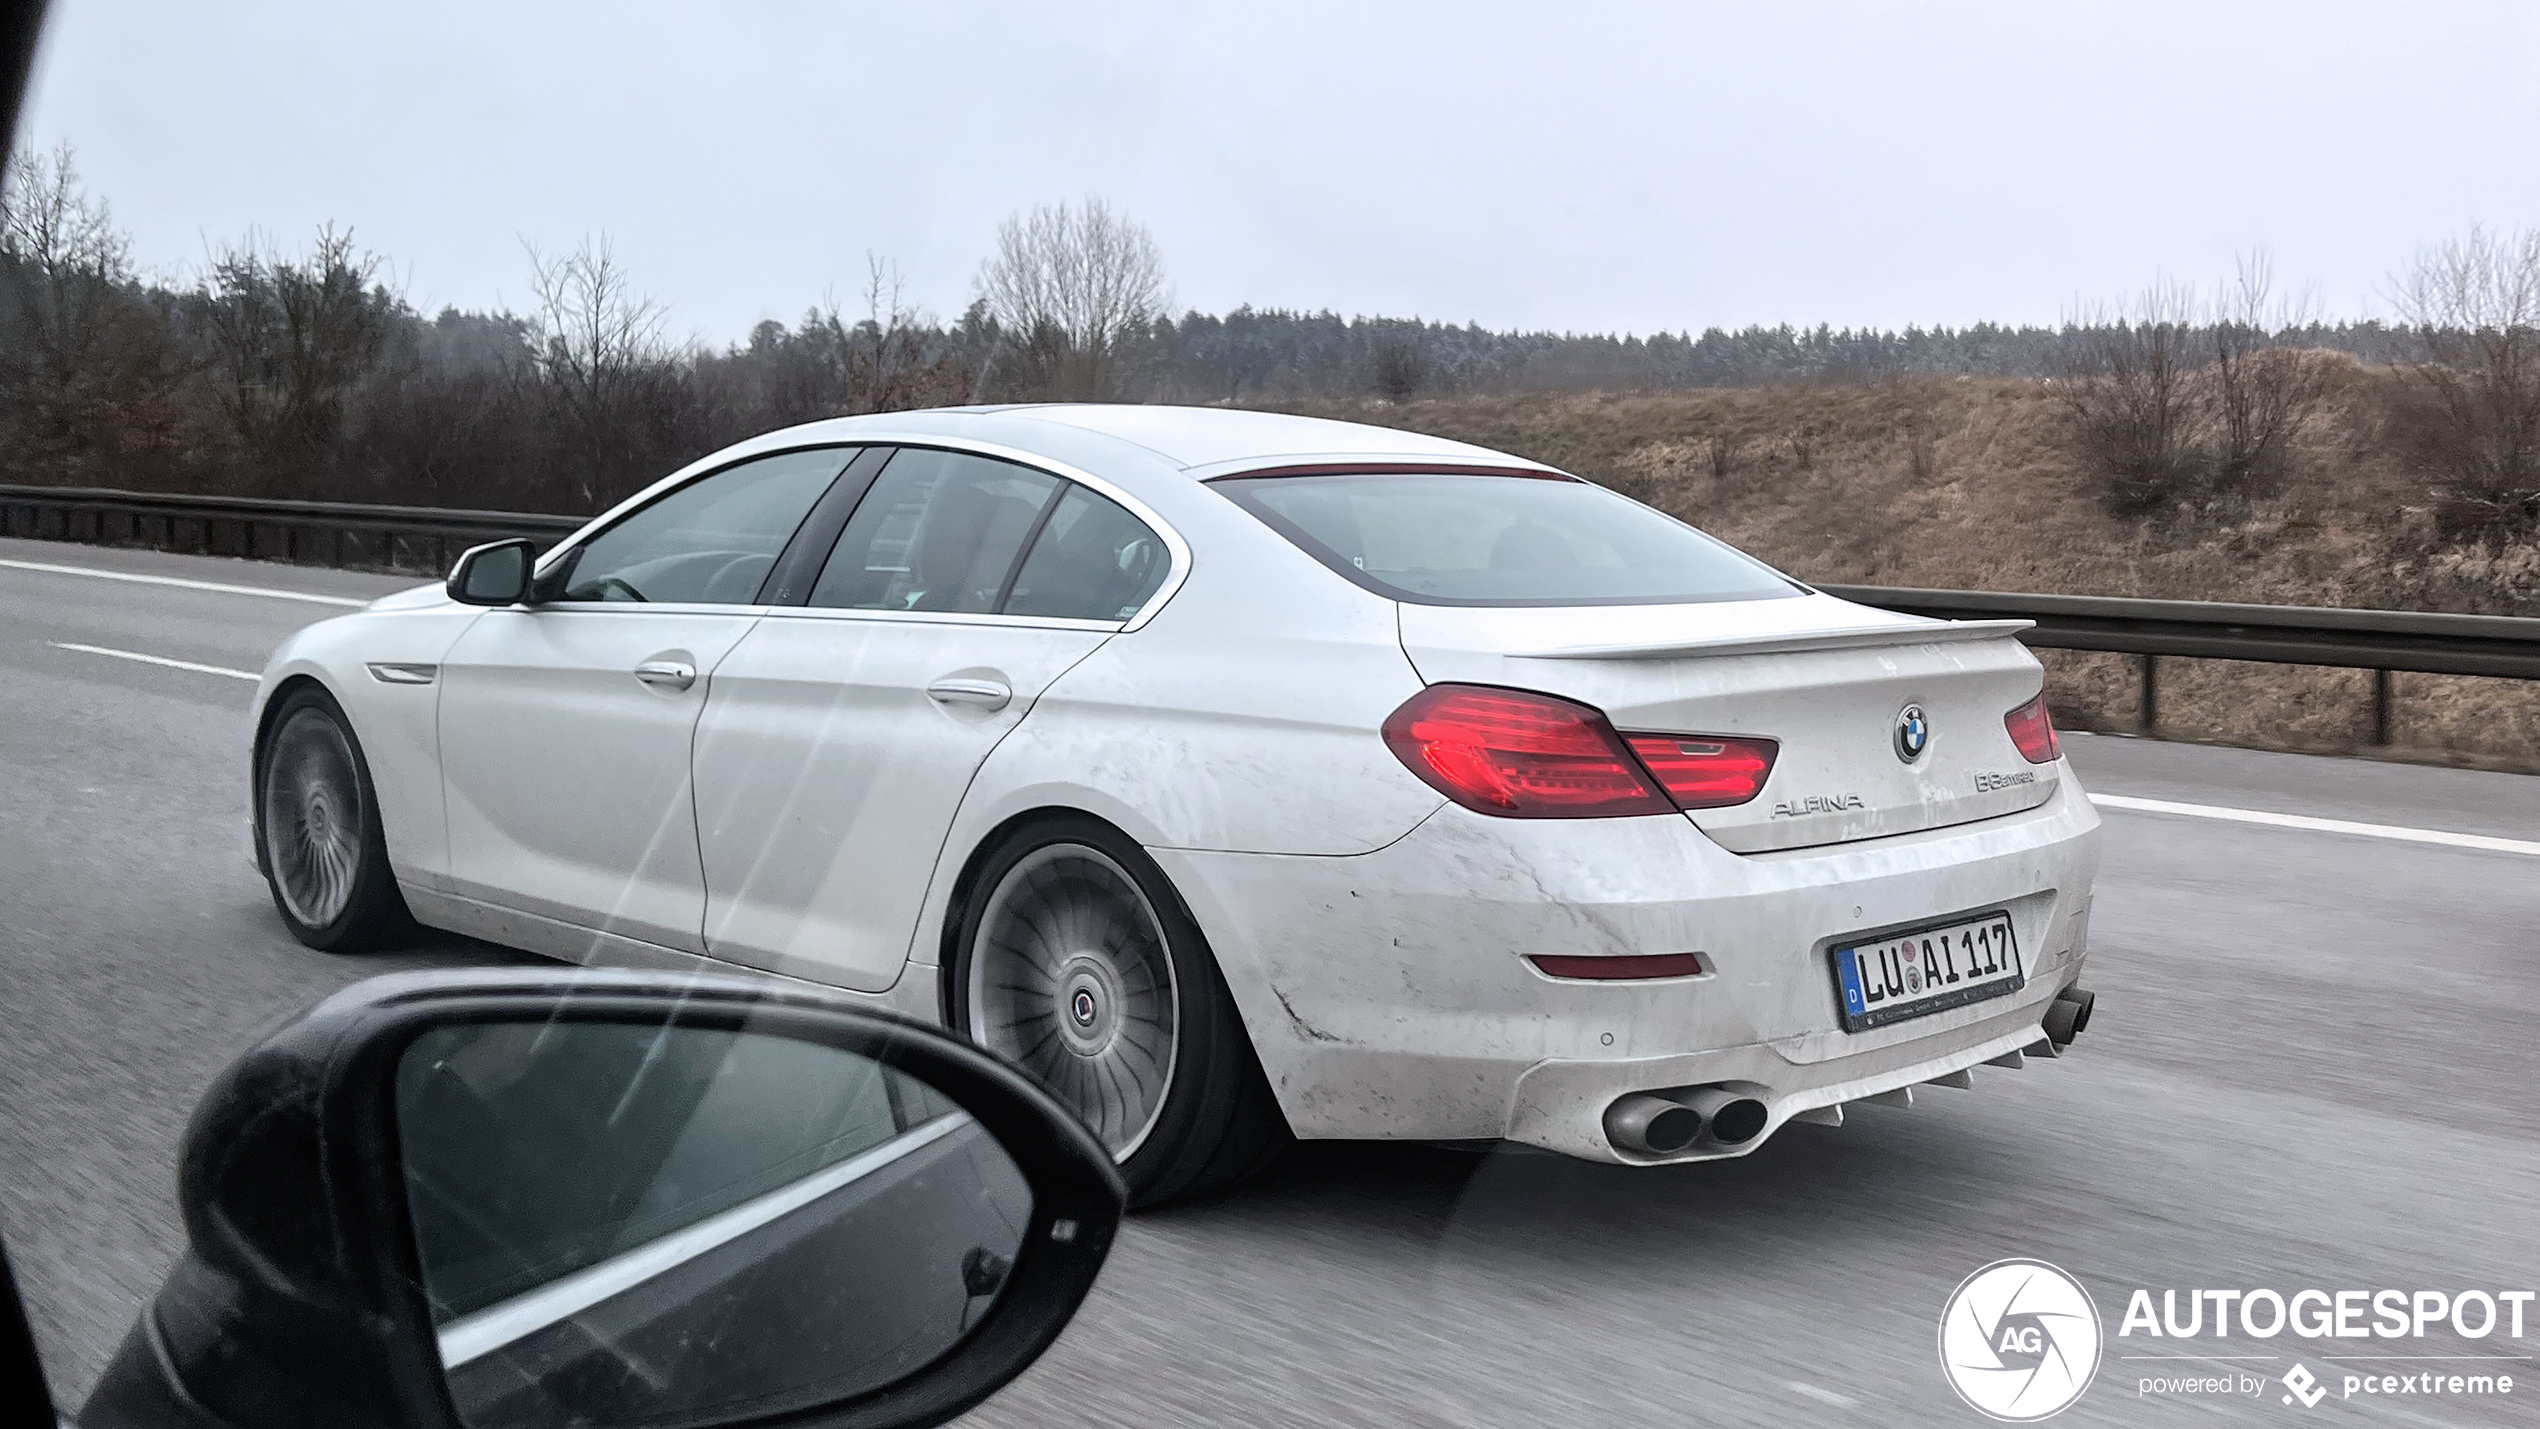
<box><xmin>1831</xmin><ymin>911</ymin><xmax>2022</xmax><ymax>1032</ymax></box>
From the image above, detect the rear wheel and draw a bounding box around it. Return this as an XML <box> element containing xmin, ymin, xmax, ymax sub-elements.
<box><xmin>953</xmin><ymin>816</ymin><xmax>1289</xmax><ymax>1206</ymax></box>
<box><xmin>256</xmin><ymin>685</ymin><xmax>410</xmax><ymax>952</ymax></box>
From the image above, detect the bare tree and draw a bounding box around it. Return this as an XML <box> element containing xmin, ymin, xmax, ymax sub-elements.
<box><xmin>2056</xmin><ymin>279</ymin><xmax>2206</xmax><ymax>514</ymax></box>
<box><xmin>199</xmin><ymin>226</ymin><xmax>394</xmax><ymax>469</ymax></box>
<box><xmin>0</xmin><ymin>144</ymin><xmax>137</xmax><ymax>422</ymax></box>
<box><xmin>975</xmin><ymin>199</ymin><xmax>1165</xmax><ymax>400</ymax></box>
<box><xmin>525</xmin><ymin>235</ymin><xmax>667</xmax><ymax>410</ymax></box>
<box><xmin>853</xmin><ymin>254</ymin><xmax>912</xmax><ymax>401</ymax></box>
<box><xmin>2208</xmin><ymin>249</ymin><xmax>2323</xmax><ymax>496</ymax></box>
<box><xmin>2389</xmin><ymin>225</ymin><xmax>2540</xmax><ymax>536</ymax></box>
<box><xmin>524</xmin><ymin>235</ymin><xmax>674</xmax><ymax>500</ymax></box>
<box><xmin>846</xmin><ymin>253</ymin><xmax>969</xmax><ymax>413</ymax></box>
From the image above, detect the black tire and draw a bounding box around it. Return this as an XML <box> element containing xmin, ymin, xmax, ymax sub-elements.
<box><xmin>950</xmin><ymin>814</ymin><xmax>1290</xmax><ymax>1207</ymax></box>
<box><xmin>254</xmin><ymin>684</ymin><xmax>412</xmax><ymax>953</ymax></box>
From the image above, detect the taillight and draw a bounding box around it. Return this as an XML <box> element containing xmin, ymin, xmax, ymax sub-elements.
<box><xmin>2005</xmin><ymin>691</ymin><xmax>2060</xmax><ymax>763</ymax></box>
<box><xmin>1382</xmin><ymin>685</ymin><xmax>1675</xmax><ymax>818</ymax></box>
<box><xmin>1620</xmin><ymin>733</ymin><xmax>1779</xmax><ymax>810</ymax></box>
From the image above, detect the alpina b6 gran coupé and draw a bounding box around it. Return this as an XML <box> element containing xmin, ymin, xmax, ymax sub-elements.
<box><xmin>250</xmin><ymin>405</ymin><xmax>2101</xmax><ymax>1204</ymax></box>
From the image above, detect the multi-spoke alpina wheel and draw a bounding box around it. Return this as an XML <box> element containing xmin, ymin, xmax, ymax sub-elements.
<box><xmin>256</xmin><ymin>686</ymin><xmax>408</xmax><ymax>952</ymax></box>
<box><xmin>264</xmin><ymin>708</ymin><xmax>364</xmax><ymax>928</ymax></box>
<box><xmin>955</xmin><ymin>817</ymin><xmax>1290</xmax><ymax>1206</ymax></box>
<box><xmin>968</xmin><ymin>845</ymin><xmax>1179</xmax><ymax>1159</ymax></box>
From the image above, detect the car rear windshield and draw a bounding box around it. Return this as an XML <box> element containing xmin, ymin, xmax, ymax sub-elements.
<box><xmin>1213</xmin><ymin>472</ymin><xmax>1801</xmax><ymax>607</ymax></box>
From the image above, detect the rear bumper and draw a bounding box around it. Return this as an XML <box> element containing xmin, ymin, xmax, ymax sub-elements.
<box><xmin>1149</xmin><ymin>771</ymin><xmax>2101</xmax><ymax>1163</ymax></box>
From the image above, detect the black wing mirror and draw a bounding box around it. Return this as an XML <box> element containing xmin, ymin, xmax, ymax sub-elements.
<box><xmin>80</xmin><ymin>969</ymin><xmax>1125</xmax><ymax>1429</ymax></box>
<box><xmin>447</xmin><ymin>539</ymin><xmax>535</xmax><ymax>606</ymax></box>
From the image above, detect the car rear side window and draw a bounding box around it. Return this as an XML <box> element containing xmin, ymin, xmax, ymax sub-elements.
<box><xmin>1003</xmin><ymin>484</ymin><xmax>1170</xmax><ymax>621</ymax></box>
<box><xmin>807</xmin><ymin>448</ymin><xmax>1060</xmax><ymax>613</ymax></box>
<box><xmin>545</xmin><ymin>448</ymin><xmax>851</xmax><ymax>604</ymax></box>
<box><xmin>1214</xmin><ymin>472</ymin><xmax>1799</xmax><ymax>607</ymax></box>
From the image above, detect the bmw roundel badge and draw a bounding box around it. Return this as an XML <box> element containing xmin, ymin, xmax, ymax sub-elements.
<box><xmin>1894</xmin><ymin>703</ymin><xmax>1930</xmax><ymax>763</ymax></box>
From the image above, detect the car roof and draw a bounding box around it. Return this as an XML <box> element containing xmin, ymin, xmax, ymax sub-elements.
<box><xmin>974</xmin><ymin>404</ymin><xmax>1538</xmax><ymax>473</ymax></box>
<box><xmin>783</xmin><ymin>403</ymin><xmax>1558</xmax><ymax>479</ymax></box>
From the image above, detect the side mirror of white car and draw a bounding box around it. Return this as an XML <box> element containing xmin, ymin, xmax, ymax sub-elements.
<box><xmin>76</xmin><ymin>969</ymin><xmax>1126</xmax><ymax>1429</ymax></box>
<box><xmin>447</xmin><ymin>539</ymin><xmax>535</xmax><ymax>606</ymax></box>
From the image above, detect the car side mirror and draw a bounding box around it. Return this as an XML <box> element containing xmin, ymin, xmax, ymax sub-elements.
<box><xmin>447</xmin><ymin>540</ymin><xmax>535</xmax><ymax>606</ymax></box>
<box><xmin>78</xmin><ymin>969</ymin><xmax>1124</xmax><ymax>1429</ymax></box>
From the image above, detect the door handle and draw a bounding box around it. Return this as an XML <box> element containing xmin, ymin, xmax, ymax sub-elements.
<box><xmin>926</xmin><ymin>677</ymin><xmax>1012</xmax><ymax>711</ymax></box>
<box><xmin>634</xmin><ymin>660</ymin><xmax>697</xmax><ymax>691</ymax></box>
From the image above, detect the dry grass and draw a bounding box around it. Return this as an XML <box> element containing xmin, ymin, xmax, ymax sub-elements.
<box><xmin>1272</xmin><ymin>373</ymin><xmax>2540</xmax><ymax>766</ymax></box>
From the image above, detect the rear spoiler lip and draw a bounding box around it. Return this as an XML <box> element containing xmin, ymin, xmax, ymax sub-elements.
<box><xmin>1510</xmin><ymin>618</ymin><xmax>2037</xmax><ymax>661</ymax></box>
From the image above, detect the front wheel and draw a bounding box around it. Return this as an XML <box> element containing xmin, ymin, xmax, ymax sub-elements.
<box><xmin>255</xmin><ymin>685</ymin><xmax>411</xmax><ymax>952</ymax></box>
<box><xmin>952</xmin><ymin>816</ymin><xmax>1289</xmax><ymax>1206</ymax></box>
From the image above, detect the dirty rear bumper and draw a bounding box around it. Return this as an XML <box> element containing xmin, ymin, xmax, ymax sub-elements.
<box><xmin>1149</xmin><ymin>774</ymin><xmax>2101</xmax><ymax>1162</ymax></box>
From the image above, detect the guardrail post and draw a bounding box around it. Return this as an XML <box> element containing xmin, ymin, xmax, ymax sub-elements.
<box><xmin>2138</xmin><ymin>654</ymin><xmax>2158</xmax><ymax>733</ymax></box>
<box><xmin>2371</xmin><ymin>669</ymin><xmax>2393</xmax><ymax>746</ymax></box>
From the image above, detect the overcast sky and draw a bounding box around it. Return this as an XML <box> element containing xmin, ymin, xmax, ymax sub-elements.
<box><xmin>22</xmin><ymin>1</ymin><xmax>2540</xmax><ymax>345</ymax></box>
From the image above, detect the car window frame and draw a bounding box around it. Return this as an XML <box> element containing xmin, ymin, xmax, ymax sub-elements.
<box><xmin>775</xmin><ymin>440</ymin><xmax>1190</xmax><ymax>633</ymax></box>
<box><xmin>996</xmin><ymin>480</ymin><xmax>1181</xmax><ymax>623</ymax></box>
<box><xmin>796</xmin><ymin>447</ymin><xmax>1070</xmax><ymax>618</ymax></box>
<box><xmin>527</xmin><ymin>444</ymin><xmax>872</xmax><ymax>611</ymax></box>
<box><xmin>757</xmin><ymin>445</ymin><xmax>896</xmax><ymax>606</ymax></box>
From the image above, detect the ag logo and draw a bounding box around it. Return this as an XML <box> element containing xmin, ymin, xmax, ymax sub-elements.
<box><xmin>1895</xmin><ymin>703</ymin><xmax>1931</xmax><ymax>763</ymax></box>
<box><xmin>1938</xmin><ymin>1259</ymin><xmax>2102</xmax><ymax>1420</ymax></box>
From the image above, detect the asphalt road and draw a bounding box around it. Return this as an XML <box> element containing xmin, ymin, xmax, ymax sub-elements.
<box><xmin>6</xmin><ymin>534</ymin><xmax>2538</xmax><ymax>1427</ymax></box>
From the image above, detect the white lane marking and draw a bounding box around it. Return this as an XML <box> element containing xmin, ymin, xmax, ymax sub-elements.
<box><xmin>48</xmin><ymin>641</ymin><xmax>259</xmax><ymax>681</ymax></box>
<box><xmin>1786</xmin><ymin>1381</ymin><xmax>1859</xmax><ymax>1409</ymax></box>
<box><xmin>436</xmin><ymin>1113</ymin><xmax>971</xmax><ymax>1368</ymax></box>
<box><xmin>0</xmin><ymin>556</ymin><xmax>368</xmax><ymax>606</ymax></box>
<box><xmin>2090</xmin><ymin>793</ymin><xmax>2540</xmax><ymax>859</ymax></box>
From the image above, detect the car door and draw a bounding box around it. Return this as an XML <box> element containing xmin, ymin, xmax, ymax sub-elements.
<box><xmin>435</xmin><ymin>447</ymin><xmax>863</xmax><ymax>952</ymax></box>
<box><xmin>692</xmin><ymin>446</ymin><xmax>1175</xmax><ymax>989</ymax></box>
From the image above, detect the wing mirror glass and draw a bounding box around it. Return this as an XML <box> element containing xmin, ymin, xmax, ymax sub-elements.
<box><xmin>448</xmin><ymin>539</ymin><xmax>534</xmax><ymax>606</ymax></box>
<box><xmin>81</xmin><ymin>970</ymin><xmax>1124</xmax><ymax>1429</ymax></box>
<box><xmin>407</xmin><ymin>1021</ymin><xmax>1034</xmax><ymax>1427</ymax></box>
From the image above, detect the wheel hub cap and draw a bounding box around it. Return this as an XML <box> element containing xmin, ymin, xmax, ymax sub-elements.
<box><xmin>1058</xmin><ymin>956</ymin><xmax>1122</xmax><ymax>1055</ymax></box>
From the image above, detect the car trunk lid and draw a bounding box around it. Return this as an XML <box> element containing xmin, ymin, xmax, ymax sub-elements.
<box><xmin>1396</xmin><ymin>592</ymin><xmax>2060</xmax><ymax>852</ymax></box>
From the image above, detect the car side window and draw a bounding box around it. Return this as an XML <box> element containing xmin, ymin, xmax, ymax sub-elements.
<box><xmin>807</xmin><ymin>448</ymin><xmax>1061</xmax><ymax>613</ymax></box>
<box><xmin>545</xmin><ymin>448</ymin><xmax>852</xmax><ymax>605</ymax></box>
<box><xmin>1003</xmin><ymin>483</ymin><xmax>1170</xmax><ymax>621</ymax></box>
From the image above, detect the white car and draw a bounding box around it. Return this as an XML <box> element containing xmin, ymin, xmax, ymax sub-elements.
<box><xmin>250</xmin><ymin>405</ymin><xmax>2102</xmax><ymax>1204</ymax></box>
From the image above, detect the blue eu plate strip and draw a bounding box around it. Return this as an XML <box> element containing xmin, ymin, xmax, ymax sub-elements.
<box><xmin>1836</xmin><ymin>948</ymin><xmax>1867</xmax><ymax>1017</ymax></box>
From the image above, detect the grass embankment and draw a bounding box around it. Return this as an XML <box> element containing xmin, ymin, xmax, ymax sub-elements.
<box><xmin>1279</xmin><ymin>374</ymin><xmax>2540</xmax><ymax>768</ymax></box>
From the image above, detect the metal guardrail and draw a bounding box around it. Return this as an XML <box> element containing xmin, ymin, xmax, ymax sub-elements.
<box><xmin>1814</xmin><ymin>584</ymin><xmax>2540</xmax><ymax>680</ymax></box>
<box><xmin>1817</xmin><ymin>584</ymin><xmax>2540</xmax><ymax>744</ymax></box>
<box><xmin>0</xmin><ymin>483</ymin><xmax>584</xmax><ymax>577</ymax></box>
<box><xmin>7</xmin><ymin>484</ymin><xmax>2538</xmax><ymax>746</ymax></box>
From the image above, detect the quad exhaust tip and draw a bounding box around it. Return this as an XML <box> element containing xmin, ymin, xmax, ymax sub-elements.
<box><xmin>2043</xmin><ymin>986</ymin><xmax>2096</xmax><ymax>1048</ymax></box>
<box><xmin>1606</xmin><ymin>989</ymin><xmax>2095</xmax><ymax>1156</ymax></box>
<box><xmin>1680</xmin><ymin>1086</ymin><xmax>1769</xmax><ymax>1144</ymax></box>
<box><xmin>1603</xmin><ymin>1085</ymin><xmax>1770</xmax><ymax>1156</ymax></box>
<box><xmin>1604</xmin><ymin>1093</ymin><xmax>1704</xmax><ymax>1155</ymax></box>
